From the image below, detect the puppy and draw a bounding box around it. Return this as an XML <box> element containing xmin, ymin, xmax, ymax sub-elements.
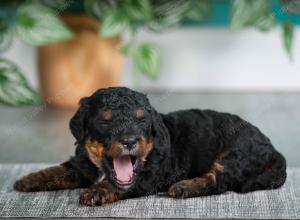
<box><xmin>14</xmin><ymin>87</ymin><xmax>286</xmax><ymax>206</ymax></box>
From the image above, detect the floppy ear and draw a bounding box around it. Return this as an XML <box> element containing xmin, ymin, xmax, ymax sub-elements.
<box><xmin>150</xmin><ymin>107</ymin><xmax>170</xmax><ymax>147</ymax></box>
<box><xmin>69</xmin><ymin>97</ymin><xmax>90</xmax><ymax>145</ymax></box>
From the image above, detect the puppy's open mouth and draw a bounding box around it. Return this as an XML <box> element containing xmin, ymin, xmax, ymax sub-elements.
<box><xmin>112</xmin><ymin>155</ymin><xmax>138</xmax><ymax>186</ymax></box>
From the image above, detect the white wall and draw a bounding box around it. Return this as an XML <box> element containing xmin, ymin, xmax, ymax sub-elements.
<box><xmin>2</xmin><ymin>27</ymin><xmax>300</xmax><ymax>91</ymax></box>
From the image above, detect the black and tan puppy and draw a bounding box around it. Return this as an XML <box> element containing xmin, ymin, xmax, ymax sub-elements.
<box><xmin>14</xmin><ymin>87</ymin><xmax>286</xmax><ymax>206</ymax></box>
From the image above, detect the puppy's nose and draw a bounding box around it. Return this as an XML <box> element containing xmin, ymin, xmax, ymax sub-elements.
<box><xmin>120</xmin><ymin>136</ymin><xmax>138</xmax><ymax>148</ymax></box>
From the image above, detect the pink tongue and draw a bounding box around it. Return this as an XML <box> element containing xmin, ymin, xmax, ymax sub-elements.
<box><xmin>113</xmin><ymin>155</ymin><xmax>133</xmax><ymax>183</ymax></box>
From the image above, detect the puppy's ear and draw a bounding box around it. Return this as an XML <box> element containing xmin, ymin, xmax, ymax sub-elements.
<box><xmin>69</xmin><ymin>97</ymin><xmax>90</xmax><ymax>145</ymax></box>
<box><xmin>150</xmin><ymin>107</ymin><xmax>170</xmax><ymax>146</ymax></box>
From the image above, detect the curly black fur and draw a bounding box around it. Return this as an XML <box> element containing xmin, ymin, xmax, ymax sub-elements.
<box><xmin>14</xmin><ymin>87</ymin><xmax>287</xmax><ymax>205</ymax></box>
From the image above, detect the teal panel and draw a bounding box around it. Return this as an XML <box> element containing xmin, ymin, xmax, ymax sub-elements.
<box><xmin>184</xmin><ymin>0</ymin><xmax>300</xmax><ymax>27</ymax></box>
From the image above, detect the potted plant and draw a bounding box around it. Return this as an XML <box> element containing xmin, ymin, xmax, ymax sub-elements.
<box><xmin>0</xmin><ymin>0</ymin><xmax>299</xmax><ymax>107</ymax></box>
<box><xmin>1</xmin><ymin>0</ymin><xmax>124</xmax><ymax>108</ymax></box>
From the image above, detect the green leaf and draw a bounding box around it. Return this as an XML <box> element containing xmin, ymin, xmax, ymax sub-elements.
<box><xmin>281</xmin><ymin>0</ymin><xmax>300</xmax><ymax>15</ymax></box>
<box><xmin>124</xmin><ymin>0</ymin><xmax>152</xmax><ymax>22</ymax></box>
<box><xmin>84</xmin><ymin>0</ymin><xmax>117</xmax><ymax>20</ymax></box>
<box><xmin>121</xmin><ymin>43</ymin><xmax>134</xmax><ymax>55</ymax></box>
<box><xmin>16</xmin><ymin>3</ymin><xmax>74</xmax><ymax>46</ymax></box>
<box><xmin>100</xmin><ymin>9</ymin><xmax>129</xmax><ymax>37</ymax></box>
<box><xmin>147</xmin><ymin>0</ymin><xmax>193</xmax><ymax>32</ymax></box>
<box><xmin>0</xmin><ymin>59</ymin><xmax>41</xmax><ymax>106</ymax></box>
<box><xmin>231</xmin><ymin>0</ymin><xmax>251</xmax><ymax>30</ymax></box>
<box><xmin>133</xmin><ymin>43</ymin><xmax>160</xmax><ymax>80</ymax></box>
<box><xmin>0</xmin><ymin>17</ymin><xmax>13</xmax><ymax>52</ymax></box>
<box><xmin>0</xmin><ymin>18</ymin><xmax>6</xmax><ymax>32</ymax></box>
<box><xmin>231</xmin><ymin>0</ymin><xmax>275</xmax><ymax>31</ymax></box>
<box><xmin>0</xmin><ymin>29</ymin><xmax>13</xmax><ymax>52</ymax></box>
<box><xmin>282</xmin><ymin>22</ymin><xmax>294</xmax><ymax>59</ymax></box>
<box><xmin>254</xmin><ymin>13</ymin><xmax>276</xmax><ymax>32</ymax></box>
<box><xmin>186</xmin><ymin>0</ymin><xmax>211</xmax><ymax>22</ymax></box>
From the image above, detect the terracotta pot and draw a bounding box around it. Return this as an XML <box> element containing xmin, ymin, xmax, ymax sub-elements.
<box><xmin>38</xmin><ymin>14</ymin><xmax>123</xmax><ymax>109</ymax></box>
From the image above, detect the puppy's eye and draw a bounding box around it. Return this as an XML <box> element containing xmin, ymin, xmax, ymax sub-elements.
<box><xmin>95</xmin><ymin>118</ymin><xmax>110</xmax><ymax>126</ymax></box>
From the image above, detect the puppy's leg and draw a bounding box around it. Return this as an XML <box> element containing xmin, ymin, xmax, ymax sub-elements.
<box><xmin>80</xmin><ymin>180</ymin><xmax>121</xmax><ymax>206</ymax></box>
<box><xmin>240</xmin><ymin>151</ymin><xmax>286</xmax><ymax>192</ymax></box>
<box><xmin>14</xmin><ymin>161</ymin><xmax>81</xmax><ymax>192</ymax></box>
<box><xmin>168</xmin><ymin>161</ymin><xmax>225</xmax><ymax>198</ymax></box>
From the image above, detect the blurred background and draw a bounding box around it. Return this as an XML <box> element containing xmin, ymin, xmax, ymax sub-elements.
<box><xmin>0</xmin><ymin>0</ymin><xmax>300</xmax><ymax>167</ymax></box>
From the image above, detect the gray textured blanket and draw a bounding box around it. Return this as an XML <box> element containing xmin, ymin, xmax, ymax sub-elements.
<box><xmin>0</xmin><ymin>164</ymin><xmax>299</xmax><ymax>219</ymax></box>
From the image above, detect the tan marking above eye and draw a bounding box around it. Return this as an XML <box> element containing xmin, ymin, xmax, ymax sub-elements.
<box><xmin>136</xmin><ymin>108</ymin><xmax>144</xmax><ymax>118</ymax></box>
<box><xmin>100</xmin><ymin>109</ymin><xmax>112</xmax><ymax>120</ymax></box>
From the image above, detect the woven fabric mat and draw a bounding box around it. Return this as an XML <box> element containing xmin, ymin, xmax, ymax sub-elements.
<box><xmin>0</xmin><ymin>164</ymin><xmax>299</xmax><ymax>219</ymax></box>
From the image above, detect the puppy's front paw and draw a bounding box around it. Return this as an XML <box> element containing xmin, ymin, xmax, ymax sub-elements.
<box><xmin>168</xmin><ymin>181</ymin><xmax>193</xmax><ymax>199</ymax></box>
<box><xmin>79</xmin><ymin>187</ymin><xmax>119</xmax><ymax>206</ymax></box>
<box><xmin>14</xmin><ymin>176</ymin><xmax>43</xmax><ymax>192</ymax></box>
